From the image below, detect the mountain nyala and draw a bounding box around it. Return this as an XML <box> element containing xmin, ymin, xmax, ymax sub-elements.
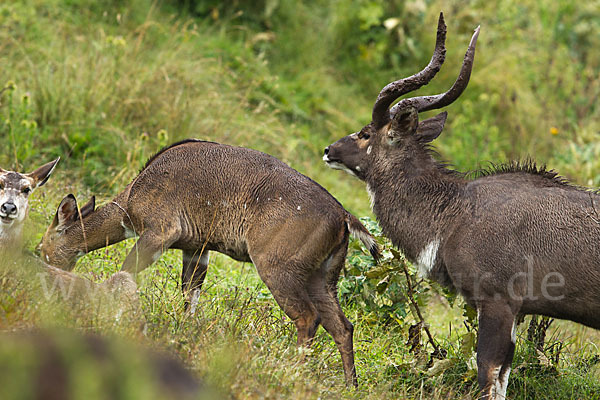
<box><xmin>324</xmin><ymin>12</ymin><xmax>600</xmax><ymax>399</ymax></box>
<box><xmin>39</xmin><ymin>139</ymin><xmax>380</xmax><ymax>386</ymax></box>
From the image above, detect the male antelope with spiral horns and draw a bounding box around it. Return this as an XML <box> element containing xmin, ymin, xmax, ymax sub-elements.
<box><xmin>324</xmin><ymin>13</ymin><xmax>600</xmax><ymax>399</ymax></box>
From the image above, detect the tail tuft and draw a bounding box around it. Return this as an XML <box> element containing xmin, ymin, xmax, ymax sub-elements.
<box><xmin>346</xmin><ymin>214</ymin><xmax>381</xmax><ymax>262</ymax></box>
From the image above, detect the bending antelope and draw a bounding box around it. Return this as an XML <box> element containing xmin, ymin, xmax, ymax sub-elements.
<box><xmin>39</xmin><ymin>140</ymin><xmax>380</xmax><ymax>386</ymax></box>
<box><xmin>324</xmin><ymin>13</ymin><xmax>600</xmax><ymax>399</ymax></box>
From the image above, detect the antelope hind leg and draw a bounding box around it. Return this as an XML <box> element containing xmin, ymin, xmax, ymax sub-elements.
<box><xmin>253</xmin><ymin>260</ymin><xmax>321</xmax><ymax>347</ymax></box>
<box><xmin>477</xmin><ymin>301</ymin><xmax>517</xmax><ymax>400</ymax></box>
<box><xmin>307</xmin><ymin>275</ymin><xmax>357</xmax><ymax>386</ymax></box>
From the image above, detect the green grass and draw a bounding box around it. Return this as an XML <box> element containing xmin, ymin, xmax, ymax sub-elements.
<box><xmin>1</xmin><ymin>0</ymin><xmax>600</xmax><ymax>398</ymax></box>
<box><xmin>6</xmin><ymin>187</ymin><xmax>597</xmax><ymax>399</ymax></box>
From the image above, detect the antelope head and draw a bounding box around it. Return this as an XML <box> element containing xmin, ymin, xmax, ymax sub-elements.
<box><xmin>39</xmin><ymin>194</ymin><xmax>96</xmax><ymax>270</ymax></box>
<box><xmin>323</xmin><ymin>13</ymin><xmax>479</xmax><ymax>181</ymax></box>
<box><xmin>0</xmin><ymin>158</ymin><xmax>60</xmax><ymax>235</ymax></box>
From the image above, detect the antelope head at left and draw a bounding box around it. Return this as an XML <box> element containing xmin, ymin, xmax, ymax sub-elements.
<box><xmin>0</xmin><ymin>158</ymin><xmax>60</xmax><ymax>247</ymax></box>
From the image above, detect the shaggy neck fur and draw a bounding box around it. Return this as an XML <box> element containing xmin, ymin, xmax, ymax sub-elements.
<box><xmin>365</xmin><ymin>144</ymin><xmax>466</xmax><ymax>263</ymax></box>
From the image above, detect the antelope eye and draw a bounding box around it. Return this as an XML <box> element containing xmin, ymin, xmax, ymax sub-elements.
<box><xmin>22</xmin><ymin>187</ymin><xmax>31</xmax><ymax>194</ymax></box>
<box><xmin>358</xmin><ymin>132</ymin><xmax>370</xmax><ymax>140</ymax></box>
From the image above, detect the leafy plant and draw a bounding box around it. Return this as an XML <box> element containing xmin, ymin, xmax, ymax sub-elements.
<box><xmin>342</xmin><ymin>217</ymin><xmax>429</xmax><ymax>326</ymax></box>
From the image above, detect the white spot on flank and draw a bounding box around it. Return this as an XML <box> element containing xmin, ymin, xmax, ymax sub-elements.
<box><xmin>278</xmin><ymin>197</ymin><xmax>282</xmax><ymax>201</ymax></box>
<box><xmin>207</xmin><ymin>201</ymin><xmax>211</xmax><ymax>206</ymax></box>
<box><xmin>367</xmin><ymin>145</ymin><xmax>372</xmax><ymax>155</ymax></box>
<box><xmin>416</xmin><ymin>239</ymin><xmax>440</xmax><ymax>277</ymax></box>
<box><xmin>243</xmin><ymin>203</ymin><xmax>247</xmax><ymax>210</ymax></box>
<box><xmin>297</xmin><ymin>205</ymin><xmax>301</xmax><ymax>211</ymax></box>
<box><xmin>45</xmin><ymin>254</ymin><xmax>50</xmax><ymax>262</ymax></box>
<box><xmin>355</xmin><ymin>166</ymin><xmax>361</xmax><ymax>171</ymax></box>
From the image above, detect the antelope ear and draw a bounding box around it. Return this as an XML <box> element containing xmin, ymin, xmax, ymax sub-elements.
<box><xmin>53</xmin><ymin>194</ymin><xmax>78</xmax><ymax>230</ymax></box>
<box><xmin>79</xmin><ymin>196</ymin><xmax>96</xmax><ymax>219</ymax></box>
<box><xmin>388</xmin><ymin>107</ymin><xmax>419</xmax><ymax>143</ymax></box>
<box><xmin>416</xmin><ymin>112</ymin><xmax>447</xmax><ymax>143</ymax></box>
<box><xmin>26</xmin><ymin>157</ymin><xmax>60</xmax><ymax>188</ymax></box>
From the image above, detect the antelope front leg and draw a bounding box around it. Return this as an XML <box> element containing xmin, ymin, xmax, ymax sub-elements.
<box><xmin>121</xmin><ymin>231</ymin><xmax>176</xmax><ymax>274</ymax></box>
<box><xmin>477</xmin><ymin>301</ymin><xmax>517</xmax><ymax>400</ymax></box>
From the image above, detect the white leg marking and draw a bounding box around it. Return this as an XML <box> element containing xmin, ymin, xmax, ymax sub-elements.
<box><xmin>511</xmin><ymin>319</ymin><xmax>517</xmax><ymax>344</ymax></box>
<box><xmin>199</xmin><ymin>252</ymin><xmax>210</xmax><ymax>266</ymax></box>
<box><xmin>496</xmin><ymin>319</ymin><xmax>516</xmax><ymax>399</ymax></box>
<box><xmin>497</xmin><ymin>367</ymin><xmax>511</xmax><ymax>399</ymax></box>
<box><xmin>416</xmin><ymin>239</ymin><xmax>440</xmax><ymax>277</ymax></box>
<box><xmin>490</xmin><ymin>365</ymin><xmax>502</xmax><ymax>399</ymax></box>
<box><xmin>189</xmin><ymin>289</ymin><xmax>201</xmax><ymax>315</ymax></box>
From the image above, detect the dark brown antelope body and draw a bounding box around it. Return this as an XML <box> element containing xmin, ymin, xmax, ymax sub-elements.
<box><xmin>40</xmin><ymin>140</ymin><xmax>380</xmax><ymax>386</ymax></box>
<box><xmin>324</xmin><ymin>13</ymin><xmax>599</xmax><ymax>399</ymax></box>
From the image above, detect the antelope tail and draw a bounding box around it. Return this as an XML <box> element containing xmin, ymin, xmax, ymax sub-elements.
<box><xmin>345</xmin><ymin>213</ymin><xmax>381</xmax><ymax>262</ymax></box>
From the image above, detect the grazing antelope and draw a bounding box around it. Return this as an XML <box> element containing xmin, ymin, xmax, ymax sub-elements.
<box><xmin>39</xmin><ymin>140</ymin><xmax>380</xmax><ymax>386</ymax></box>
<box><xmin>324</xmin><ymin>13</ymin><xmax>600</xmax><ymax>399</ymax></box>
<box><xmin>0</xmin><ymin>159</ymin><xmax>138</xmax><ymax>308</ymax></box>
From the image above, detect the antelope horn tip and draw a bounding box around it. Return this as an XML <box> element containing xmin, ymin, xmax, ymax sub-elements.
<box><xmin>472</xmin><ymin>25</ymin><xmax>481</xmax><ymax>41</ymax></box>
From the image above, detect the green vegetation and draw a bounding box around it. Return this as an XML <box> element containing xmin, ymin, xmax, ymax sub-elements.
<box><xmin>1</xmin><ymin>0</ymin><xmax>600</xmax><ymax>398</ymax></box>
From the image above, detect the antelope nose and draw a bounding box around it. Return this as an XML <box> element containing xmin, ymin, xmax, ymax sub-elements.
<box><xmin>1</xmin><ymin>202</ymin><xmax>17</xmax><ymax>215</ymax></box>
<box><xmin>324</xmin><ymin>147</ymin><xmax>329</xmax><ymax>155</ymax></box>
